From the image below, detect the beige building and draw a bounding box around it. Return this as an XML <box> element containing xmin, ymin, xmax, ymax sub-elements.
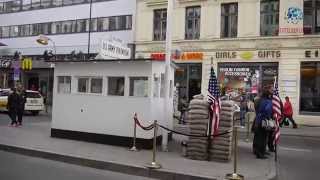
<box><xmin>135</xmin><ymin>0</ymin><xmax>320</xmax><ymax>125</ymax></box>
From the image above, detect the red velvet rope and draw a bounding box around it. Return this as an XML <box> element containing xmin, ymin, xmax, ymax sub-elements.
<box><xmin>133</xmin><ymin>113</ymin><xmax>154</xmax><ymax>131</ymax></box>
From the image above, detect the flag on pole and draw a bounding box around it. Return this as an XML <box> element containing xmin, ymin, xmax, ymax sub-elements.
<box><xmin>272</xmin><ymin>77</ymin><xmax>282</xmax><ymax>144</ymax></box>
<box><xmin>208</xmin><ymin>67</ymin><xmax>221</xmax><ymax>136</ymax></box>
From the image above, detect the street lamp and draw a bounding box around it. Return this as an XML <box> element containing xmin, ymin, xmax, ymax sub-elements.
<box><xmin>36</xmin><ymin>35</ymin><xmax>56</xmax><ymax>60</ymax></box>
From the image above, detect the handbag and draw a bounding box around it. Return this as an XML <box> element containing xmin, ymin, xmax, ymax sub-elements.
<box><xmin>261</xmin><ymin>118</ymin><xmax>276</xmax><ymax>131</ymax></box>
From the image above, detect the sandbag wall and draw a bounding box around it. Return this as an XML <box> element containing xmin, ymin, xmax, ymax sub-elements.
<box><xmin>209</xmin><ymin>100</ymin><xmax>235</xmax><ymax>162</ymax></box>
<box><xmin>185</xmin><ymin>95</ymin><xmax>210</xmax><ymax>161</ymax></box>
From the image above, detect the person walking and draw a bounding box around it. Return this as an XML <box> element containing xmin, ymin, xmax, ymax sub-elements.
<box><xmin>281</xmin><ymin>96</ymin><xmax>298</xmax><ymax>128</ymax></box>
<box><xmin>252</xmin><ymin>86</ymin><xmax>273</xmax><ymax>159</ymax></box>
<box><xmin>17</xmin><ymin>87</ymin><xmax>26</xmax><ymax>126</ymax></box>
<box><xmin>7</xmin><ymin>88</ymin><xmax>19</xmax><ymax>127</ymax></box>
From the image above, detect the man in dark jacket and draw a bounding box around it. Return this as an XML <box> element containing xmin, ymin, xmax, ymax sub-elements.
<box><xmin>7</xmin><ymin>88</ymin><xmax>19</xmax><ymax>126</ymax></box>
<box><xmin>17</xmin><ymin>88</ymin><xmax>26</xmax><ymax>126</ymax></box>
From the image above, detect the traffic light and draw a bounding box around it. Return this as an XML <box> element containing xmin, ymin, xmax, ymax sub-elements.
<box><xmin>21</xmin><ymin>58</ymin><xmax>32</xmax><ymax>70</ymax></box>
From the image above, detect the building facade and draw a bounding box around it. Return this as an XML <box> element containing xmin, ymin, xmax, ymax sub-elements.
<box><xmin>135</xmin><ymin>0</ymin><xmax>320</xmax><ymax>125</ymax></box>
<box><xmin>0</xmin><ymin>0</ymin><xmax>135</xmax><ymax>104</ymax></box>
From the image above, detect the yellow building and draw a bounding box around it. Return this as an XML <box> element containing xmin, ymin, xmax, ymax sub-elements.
<box><xmin>135</xmin><ymin>0</ymin><xmax>320</xmax><ymax>125</ymax></box>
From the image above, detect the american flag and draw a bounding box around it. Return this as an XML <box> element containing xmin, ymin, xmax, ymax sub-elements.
<box><xmin>208</xmin><ymin>67</ymin><xmax>221</xmax><ymax>136</ymax></box>
<box><xmin>272</xmin><ymin>77</ymin><xmax>282</xmax><ymax>144</ymax></box>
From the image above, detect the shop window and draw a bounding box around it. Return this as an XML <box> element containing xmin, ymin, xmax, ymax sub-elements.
<box><xmin>260</xmin><ymin>0</ymin><xmax>279</xmax><ymax>36</ymax></box>
<box><xmin>129</xmin><ymin>77</ymin><xmax>148</xmax><ymax>97</ymax></box>
<box><xmin>108</xmin><ymin>77</ymin><xmax>124</xmax><ymax>96</ymax></box>
<box><xmin>78</xmin><ymin>77</ymin><xmax>89</xmax><ymax>93</ymax></box>
<box><xmin>185</xmin><ymin>6</ymin><xmax>201</xmax><ymax>40</ymax></box>
<box><xmin>58</xmin><ymin>76</ymin><xmax>71</xmax><ymax>93</ymax></box>
<box><xmin>221</xmin><ymin>3</ymin><xmax>238</xmax><ymax>38</ymax></box>
<box><xmin>153</xmin><ymin>9</ymin><xmax>167</xmax><ymax>41</ymax></box>
<box><xmin>90</xmin><ymin>78</ymin><xmax>103</xmax><ymax>94</ymax></box>
<box><xmin>304</xmin><ymin>0</ymin><xmax>320</xmax><ymax>34</ymax></box>
<box><xmin>300</xmin><ymin>62</ymin><xmax>320</xmax><ymax>114</ymax></box>
<box><xmin>22</xmin><ymin>0</ymin><xmax>32</xmax><ymax>10</ymax></box>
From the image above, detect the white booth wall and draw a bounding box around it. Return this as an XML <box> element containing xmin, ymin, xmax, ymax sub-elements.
<box><xmin>52</xmin><ymin>61</ymin><xmax>174</xmax><ymax>140</ymax></box>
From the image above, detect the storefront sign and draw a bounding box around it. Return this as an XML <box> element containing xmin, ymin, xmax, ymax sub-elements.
<box><xmin>305</xmin><ymin>50</ymin><xmax>319</xmax><ymax>58</ymax></box>
<box><xmin>220</xmin><ymin>67</ymin><xmax>251</xmax><ymax>76</ymax></box>
<box><xmin>239</xmin><ymin>52</ymin><xmax>254</xmax><ymax>60</ymax></box>
<box><xmin>99</xmin><ymin>36</ymin><xmax>131</xmax><ymax>59</ymax></box>
<box><xmin>215</xmin><ymin>51</ymin><xmax>237</xmax><ymax>59</ymax></box>
<box><xmin>150</xmin><ymin>52</ymin><xmax>203</xmax><ymax>61</ymax></box>
<box><xmin>258</xmin><ymin>51</ymin><xmax>281</xmax><ymax>58</ymax></box>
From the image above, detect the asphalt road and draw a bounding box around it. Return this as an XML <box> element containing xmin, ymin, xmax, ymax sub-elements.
<box><xmin>0</xmin><ymin>150</ymin><xmax>156</xmax><ymax>180</ymax></box>
<box><xmin>276</xmin><ymin>135</ymin><xmax>320</xmax><ymax>180</ymax></box>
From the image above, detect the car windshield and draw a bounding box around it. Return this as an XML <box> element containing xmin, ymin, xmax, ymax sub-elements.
<box><xmin>26</xmin><ymin>92</ymin><xmax>41</xmax><ymax>98</ymax></box>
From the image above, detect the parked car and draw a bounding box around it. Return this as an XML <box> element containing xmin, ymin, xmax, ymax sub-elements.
<box><xmin>0</xmin><ymin>89</ymin><xmax>44</xmax><ymax>115</ymax></box>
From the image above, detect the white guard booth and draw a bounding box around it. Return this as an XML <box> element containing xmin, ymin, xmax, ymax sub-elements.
<box><xmin>51</xmin><ymin>60</ymin><xmax>175</xmax><ymax>149</ymax></box>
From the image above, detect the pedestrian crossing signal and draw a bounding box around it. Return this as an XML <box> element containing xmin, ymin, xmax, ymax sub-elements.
<box><xmin>21</xmin><ymin>58</ymin><xmax>32</xmax><ymax>70</ymax></box>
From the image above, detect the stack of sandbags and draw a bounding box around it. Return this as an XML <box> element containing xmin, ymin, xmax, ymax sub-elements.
<box><xmin>209</xmin><ymin>100</ymin><xmax>234</xmax><ymax>162</ymax></box>
<box><xmin>185</xmin><ymin>94</ymin><xmax>210</xmax><ymax>161</ymax></box>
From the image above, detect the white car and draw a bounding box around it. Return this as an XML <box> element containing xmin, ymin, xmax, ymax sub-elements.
<box><xmin>0</xmin><ymin>89</ymin><xmax>44</xmax><ymax>115</ymax></box>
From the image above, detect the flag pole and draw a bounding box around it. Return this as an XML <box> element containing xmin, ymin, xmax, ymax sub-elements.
<box><xmin>206</xmin><ymin>58</ymin><xmax>214</xmax><ymax>161</ymax></box>
<box><xmin>274</xmin><ymin>76</ymin><xmax>278</xmax><ymax>162</ymax></box>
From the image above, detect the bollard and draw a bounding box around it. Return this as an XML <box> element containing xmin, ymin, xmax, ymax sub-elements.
<box><xmin>145</xmin><ymin>120</ymin><xmax>161</xmax><ymax>169</ymax></box>
<box><xmin>129</xmin><ymin>114</ymin><xmax>138</xmax><ymax>151</ymax></box>
<box><xmin>225</xmin><ymin>126</ymin><xmax>244</xmax><ymax>180</ymax></box>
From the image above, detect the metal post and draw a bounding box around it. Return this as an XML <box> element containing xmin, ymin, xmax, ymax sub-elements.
<box><xmin>225</xmin><ymin>126</ymin><xmax>244</xmax><ymax>180</ymax></box>
<box><xmin>146</xmin><ymin>120</ymin><xmax>161</xmax><ymax>169</ymax></box>
<box><xmin>245</xmin><ymin>114</ymin><xmax>250</xmax><ymax>142</ymax></box>
<box><xmin>130</xmin><ymin>115</ymin><xmax>138</xmax><ymax>151</ymax></box>
<box><xmin>87</xmin><ymin>0</ymin><xmax>93</xmax><ymax>59</ymax></box>
<box><xmin>162</xmin><ymin>0</ymin><xmax>174</xmax><ymax>152</ymax></box>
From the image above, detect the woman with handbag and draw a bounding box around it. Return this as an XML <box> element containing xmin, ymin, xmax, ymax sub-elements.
<box><xmin>252</xmin><ymin>86</ymin><xmax>273</xmax><ymax>159</ymax></box>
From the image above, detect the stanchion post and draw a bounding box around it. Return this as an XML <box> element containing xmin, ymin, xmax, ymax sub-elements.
<box><xmin>130</xmin><ymin>114</ymin><xmax>138</xmax><ymax>151</ymax></box>
<box><xmin>145</xmin><ymin>120</ymin><xmax>161</xmax><ymax>169</ymax></box>
<box><xmin>245</xmin><ymin>116</ymin><xmax>250</xmax><ymax>142</ymax></box>
<box><xmin>225</xmin><ymin>126</ymin><xmax>244</xmax><ymax>180</ymax></box>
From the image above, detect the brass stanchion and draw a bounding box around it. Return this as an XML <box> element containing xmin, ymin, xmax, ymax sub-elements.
<box><xmin>129</xmin><ymin>114</ymin><xmax>138</xmax><ymax>151</ymax></box>
<box><xmin>145</xmin><ymin>120</ymin><xmax>161</xmax><ymax>169</ymax></box>
<box><xmin>225</xmin><ymin>126</ymin><xmax>244</xmax><ymax>180</ymax></box>
<box><xmin>245</xmin><ymin>114</ymin><xmax>250</xmax><ymax>142</ymax></box>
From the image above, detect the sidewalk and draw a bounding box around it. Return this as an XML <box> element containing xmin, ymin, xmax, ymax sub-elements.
<box><xmin>0</xmin><ymin>115</ymin><xmax>276</xmax><ymax>180</ymax></box>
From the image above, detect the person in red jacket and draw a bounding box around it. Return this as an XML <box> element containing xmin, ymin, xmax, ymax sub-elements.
<box><xmin>281</xmin><ymin>96</ymin><xmax>297</xmax><ymax>128</ymax></box>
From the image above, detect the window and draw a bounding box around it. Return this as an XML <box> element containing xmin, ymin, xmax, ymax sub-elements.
<box><xmin>78</xmin><ymin>77</ymin><xmax>89</xmax><ymax>93</ymax></box>
<box><xmin>76</xmin><ymin>19</ymin><xmax>87</xmax><ymax>32</ymax></box>
<box><xmin>304</xmin><ymin>0</ymin><xmax>320</xmax><ymax>34</ymax></box>
<box><xmin>39</xmin><ymin>23</ymin><xmax>51</xmax><ymax>35</ymax></box>
<box><xmin>11</xmin><ymin>0</ymin><xmax>21</xmax><ymax>12</ymax></box>
<box><xmin>260</xmin><ymin>0</ymin><xmax>279</xmax><ymax>36</ymax></box>
<box><xmin>126</xmin><ymin>15</ymin><xmax>132</xmax><ymax>29</ymax></box>
<box><xmin>31</xmin><ymin>0</ymin><xmax>41</xmax><ymax>9</ymax></box>
<box><xmin>58</xmin><ymin>76</ymin><xmax>71</xmax><ymax>93</ymax></box>
<box><xmin>63</xmin><ymin>0</ymin><xmax>73</xmax><ymax>5</ymax></box>
<box><xmin>51</xmin><ymin>21</ymin><xmax>62</xmax><ymax>34</ymax></box>
<box><xmin>185</xmin><ymin>6</ymin><xmax>201</xmax><ymax>39</ymax></box>
<box><xmin>31</xmin><ymin>24</ymin><xmax>40</xmax><ymax>36</ymax></box>
<box><xmin>108</xmin><ymin>77</ymin><xmax>124</xmax><ymax>96</ymax></box>
<box><xmin>0</xmin><ymin>3</ymin><xmax>4</xmax><ymax>13</ymax></box>
<box><xmin>87</xmin><ymin>18</ymin><xmax>97</xmax><ymax>32</ymax></box>
<box><xmin>73</xmin><ymin>0</ymin><xmax>85</xmax><ymax>4</ymax></box>
<box><xmin>97</xmin><ymin>17</ymin><xmax>109</xmax><ymax>31</ymax></box>
<box><xmin>153</xmin><ymin>9</ymin><xmax>167</xmax><ymax>41</ymax></box>
<box><xmin>22</xmin><ymin>0</ymin><xmax>32</xmax><ymax>10</ymax></box>
<box><xmin>19</xmin><ymin>24</ymin><xmax>30</xmax><ymax>36</ymax></box>
<box><xmin>129</xmin><ymin>77</ymin><xmax>148</xmax><ymax>97</ymax></box>
<box><xmin>52</xmin><ymin>0</ymin><xmax>62</xmax><ymax>6</ymax></box>
<box><xmin>221</xmin><ymin>3</ymin><xmax>238</xmax><ymax>38</ymax></box>
<box><xmin>41</xmin><ymin>0</ymin><xmax>51</xmax><ymax>8</ymax></box>
<box><xmin>300</xmin><ymin>62</ymin><xmax>320</xmax><ymax>115</ymax></box>
<box><xmin>10</xmin><ymin>26</ymin><xmax>19</xmax><ymax>37</ymax></box>
<box><xmin>61</xmin><ymin>21</ymin><xmax>74</xmax><ymax>33</ymax></box>
<box><xmin>90</xmin><ymin>78</ymin><xmax>103</xmax><ymax>93</ymax></box>
<box><xmin>1</xmin><ymin>26</ymin><xmax>10</xmax><ymax>38</ymax></box>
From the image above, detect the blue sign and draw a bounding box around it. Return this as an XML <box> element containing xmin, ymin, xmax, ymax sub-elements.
<box><xmin>285</xmin><ymin>7</ymin><xmax>303</xmax><ymax>24</ymax></box>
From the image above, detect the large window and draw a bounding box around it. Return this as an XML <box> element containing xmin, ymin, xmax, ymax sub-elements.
<box><xmin>221</xmin><ymin>3</ymin><xmax>238</xmax><ymax>38</ymax></box>
<box><xmin>260</xmin><ymin>0</ymin><xmax>279</xmax><ymax>36</ymax></box>
<box><xmin>1</xmin><ymin>27</ymin><xmax>10</xmax><ymax>38</ymax></box>
<box><xmin>304</xmin><ymin>0</ymin><xmax>320</xmax><ymax>34</ymax></box>
<box><xmin>58</xmin><ymin>76</ymin><xmax>71</xmax><ymax>93</ymax></box>
<box><xmin>77</xmin><ymin>77</ymin><xmax>103</xmax><ymax>94</ymax></box>
<box><xmin>300</xmin><ymin>62</ymin><xmax>320</xmax><ymax>115</ymax></box>
<box><xmin>108</xmin><ymin>77</ymin><xmax>124</xmax><ymax>96</ymax></box>
<box><xmin>185</xmin><ymin>6</ymin><xmax>201</xmax><ymax>40</ymax></box>
<box><xmin>97</xmin><ymin>17</ymin><xmax>109</xmax><ymax>31</ymax></box>
<box><xmin>10</xmin><ymin>26</ymin><xmax>19</xmax><ymax>37</ymax></box>
<box><xmin>78</xmin><ymin>77</ymin><xmax>89</xmax><ymax>93</ymax></box>
<box><xmin>90</xmin><ymin>78</ymin><xmax>103</xmax><ymax>94</ymax></box>
<box><xmin>129</xmin><ymin>77</ymin><xmax>148</xmax><ymax>97</ymax></box>
<box><xmin>153</xmin><ymin>9</ymin><xmax>167</xmax><ymax>41</ymax></box>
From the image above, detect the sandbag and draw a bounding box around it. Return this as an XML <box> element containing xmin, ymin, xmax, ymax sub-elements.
<box><xmin>189</xmin><ymin>109</ymin><xmax>209</xmax><ymax>116</ymax></box>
